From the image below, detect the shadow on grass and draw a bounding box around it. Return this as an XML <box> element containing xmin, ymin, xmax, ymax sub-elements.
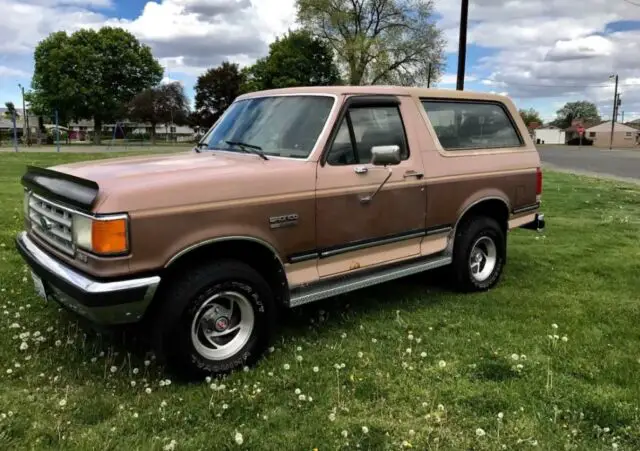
<box><xmin>54</xmin><ymin>267</ymin><xmax>455</xmax><ymax>381</ymax></box>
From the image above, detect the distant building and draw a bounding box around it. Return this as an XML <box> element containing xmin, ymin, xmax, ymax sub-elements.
<box><xmin>585</xmin><ymin>121</ymin><xmax>640</xmax><ymax>148</ymax></box>
<box><xmin>534</xmin><ymin>125</ymin><xmax>565</xmax><ymax>144</ymax></box>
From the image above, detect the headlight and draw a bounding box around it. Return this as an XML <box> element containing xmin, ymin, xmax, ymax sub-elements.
<box><xmin>73</xmin><ymin>214</ymin><xmax>129</xmax><ymax>255</ymax></box>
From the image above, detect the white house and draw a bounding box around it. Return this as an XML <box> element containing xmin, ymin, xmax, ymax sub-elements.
<box><xmin>534</xmin><ymin>126</ymin><xmax>566</xmax><ymax>145</ymax></box>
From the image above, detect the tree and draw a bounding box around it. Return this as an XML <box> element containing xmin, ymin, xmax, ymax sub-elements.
<box><xmin>30</xmin><ymin>27</ymin><xmax>163</xmax><ymax>144</ymax></box>
<box><xmin>296</xmin><ymin>0</ymin><xmax>445</xmax><ymax>86</ymax></box>
<box><xmin>3</xmin><ymin>102</ymin><xmax>19</xmax><ymax>119</ymax></box>
<box><xmin>247</xmin><ymin>29</ymin><xmax>341</xmax><ymax>90</ymax></box>
<box><xmin>128</xmin><ymin>82</ymin><xmax>191</xmax><ymax>144</ymax></box>
<box><xmin>519</xmin><ymin>108</ymin><xmax>542</xmax><ymax>127</ymax></box>
<box><xmin>194</xmin><ymin>61</ymin><xmax>245</xmax><ymax>129</ymax></box>
<box><xmin>551</xmin><ymin>101</ymin><xmax>601</xmax><ymax>129</ymax></box>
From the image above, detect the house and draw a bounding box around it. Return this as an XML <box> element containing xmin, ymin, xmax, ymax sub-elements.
<box><xmin>564</xmin><ymin>118</ymin><xmax>603</xmax><ymax>143</ymax></box>
<box><xmin>534</xmin><ymin>125</ymin><xmax>565</xmax><ymax>145</ymax></box>
<box><xmin>584</xmin><ymin>121</ymin><xmax>640</xmax><ymax>148</ymax></box>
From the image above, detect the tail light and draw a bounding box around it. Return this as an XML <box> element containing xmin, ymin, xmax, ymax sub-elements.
<box><xmin>536</xmin><ymin>167</ymin><xmax>543</xmax><ymax>195</ymax></box>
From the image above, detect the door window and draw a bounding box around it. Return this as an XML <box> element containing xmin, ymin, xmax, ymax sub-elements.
<box><xmin>327</xmin><ymin>106</ymin><xmax>409</xmax><ymax>165</ymax></box>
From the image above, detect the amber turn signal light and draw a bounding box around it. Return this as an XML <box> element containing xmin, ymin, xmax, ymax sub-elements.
<box><xmin>91</xmin><ymin>218</ymin><xmax>128</xmax><ymax>254</ymax></box>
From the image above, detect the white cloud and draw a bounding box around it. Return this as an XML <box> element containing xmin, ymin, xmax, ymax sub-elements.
<box><xmin>437</xmin><ymin>74</ymin><xmax>477</xmax><ymax>85</ymax></box>
<box><xmin>0</xmin><ymin>66</ymin><xmax>30</xmax><ymax>77</ymax></box>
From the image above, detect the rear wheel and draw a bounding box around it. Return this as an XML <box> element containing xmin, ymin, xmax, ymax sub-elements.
<box><xmin>150</xmin><ymin>259</ymin><xmax>276</xmax><ymax>379</ymax></box>
<box><xmin>450</xmin><ymin>216</ymin><xmax>506</xmax><ymax>292</ymax></box>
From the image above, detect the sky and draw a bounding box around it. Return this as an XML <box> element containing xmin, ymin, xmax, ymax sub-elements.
<box><xmin>1</xmin><ymin>0</ymin><xmax>640</xmax><ymax>123</ymax></box>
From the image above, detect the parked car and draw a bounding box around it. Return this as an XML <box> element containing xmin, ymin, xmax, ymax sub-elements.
<box><xmin>16</xmin><ymin>86</ymin><xmax>545</xmax><ymax>378</ymax></box>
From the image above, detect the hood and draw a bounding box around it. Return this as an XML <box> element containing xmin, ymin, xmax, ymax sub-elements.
<box><xmin>46</xmin><ymin>150</ymin><xmax>316</xmax><ymax>213</ymax></box>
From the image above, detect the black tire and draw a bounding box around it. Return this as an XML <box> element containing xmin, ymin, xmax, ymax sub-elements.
<box><xmin>450</xmin><ymin>216</ymin><xmax>506</xmax><ymax>292</ymax></box>
<box><xmin>149</xmin><ymin>259</ymin><xmax>277</xmax><ymax>380</ymax></box>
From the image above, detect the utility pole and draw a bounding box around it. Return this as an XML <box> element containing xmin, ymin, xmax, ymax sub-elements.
<box><xmin>427</xmin><ymin>63</ymin><xmax>432</xmax><ymax>88</ymax></box>
<box><xmin>621</xmin><ymin>110</ymin><xmax>624</xmax><ymax>123</ymax></box>
<box><xmin>456</xmin><ymin>0</ymin><xmax>469</xmax><ymax>91</ymax></box>
<box><xmin>18</xmin><ymin>84</ymin><xmax>30</xmax><ymax>146</ymax></box>
<box><xmin>609</xmin><ymin>74</ymin><xmax>618</xmax><ymax>150</ymax></box>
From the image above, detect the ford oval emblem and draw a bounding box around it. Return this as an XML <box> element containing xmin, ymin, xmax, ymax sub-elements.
<box><xmin>40</xmin><ymin>216</ymin><xmax>53</xmax><ymax>231</ymax></box>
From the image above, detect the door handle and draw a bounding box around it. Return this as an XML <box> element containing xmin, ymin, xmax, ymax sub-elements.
<box><xmin>403</xmin><ymin>170</ymin><xmax>424</xmax><ymax>179</ymax></box>
<box><xmin>354</xmin><ymin>166</ymin><xmax>368</xmax><ymax>174</ymax></box>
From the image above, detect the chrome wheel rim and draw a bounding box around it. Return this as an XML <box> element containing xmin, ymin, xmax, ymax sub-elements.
<box><xmin>190</xmin><ymin>291</ymin><xmax>255</xmax><ymax>361</ymax></box>
<box><xmin>468</xmin><ymin>236</ymin><xmax>497</xmax><ymax>282</ymax></box>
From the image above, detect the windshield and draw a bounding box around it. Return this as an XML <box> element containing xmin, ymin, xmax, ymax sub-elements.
<box><xmin>199</xmin><ymin>95</ymin><xmax>335</xmax><ymax>159</ymax></box>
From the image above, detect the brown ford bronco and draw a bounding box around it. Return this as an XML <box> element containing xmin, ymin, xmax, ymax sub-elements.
<box><xmin>16</xmin><ymin>86</ymin><xmax>545</xmax><ymax>378</ymax></box>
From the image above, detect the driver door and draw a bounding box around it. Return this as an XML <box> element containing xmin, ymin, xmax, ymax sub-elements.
<box><xmin>315</xmin><ymin>95</ymin><xmax>427</xmax><ymax>278</ymax></box>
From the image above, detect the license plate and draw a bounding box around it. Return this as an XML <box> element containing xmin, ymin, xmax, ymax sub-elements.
<box><xmin>31</xmin><ymin>271</ymin><xmax>48</xmax><ymax>301</ymax></box>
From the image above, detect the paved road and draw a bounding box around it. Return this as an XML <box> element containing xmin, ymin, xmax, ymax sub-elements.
<box><xmin>538</xmin><ymin>146</ymin><xmax>640</xmax><ymax>181</ymax></box>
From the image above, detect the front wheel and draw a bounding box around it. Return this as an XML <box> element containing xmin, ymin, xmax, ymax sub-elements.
<box><xmin>450</xmin><ymin>216</ymin><xmax>506</xmax><ymax>292</ymax></box>
<box><xmin>151</xmin><ymin>259</ymin><xmax>277</xmax><ymax>379</ymax></box>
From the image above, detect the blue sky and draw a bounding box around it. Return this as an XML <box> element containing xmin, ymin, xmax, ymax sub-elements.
<box><xmin>2</xmin><ymin>0</ymin><xmax>640</xmax><ymax>123</ymax></box>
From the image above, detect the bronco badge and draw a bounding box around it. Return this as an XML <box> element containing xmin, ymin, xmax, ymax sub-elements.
<box><xmin>269</xmin><ymin>213</ymin><xmax>299</xmax><ymax>229</ymax></box>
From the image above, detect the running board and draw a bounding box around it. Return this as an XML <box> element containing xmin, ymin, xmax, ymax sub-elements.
<box><xmin>288</xmin><ymin>255</ymin><xmax>452</xmax><ymax>308</ymax></box>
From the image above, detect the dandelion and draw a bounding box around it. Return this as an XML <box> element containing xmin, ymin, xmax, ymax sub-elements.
<box><xmin>90</xmin><ymin>357</ymin><xmax>97</xmax><ymax>363</ymax></box>
<box><xmin>222</xmin><ymin>404</ymin><xmax>229</xmax><ymax>410</ymax></box>
<box><xmin>562</xmin><ymin>336</ymin><xmax>568</xmax><ymax>342</ymax></box>
<box><xmin>59</xmin><ymin>399</ymin><xmax>67</xmax><ymax>407</ymax></box>
<box><xmin>511</xmin><ymin>353</ymin><xmax>519</xmax><ymax>361</ymax></box>
<box><xmin>55</xmin><ymin>340</ymin><xmax>62</xmax><ymax>347</ymax></box>
<box><xmin>416</xmin><ymin>338</ymin><xmax>422</xmax><ymax>344</ymax></box>
<box><xmin>371</xmin><ymin>338</ymin><xmax>377</xmax><ymax>343</ymax></box>
<box><xmin>313</xmin><ymin>366</ymin><xmax>319</xmax><ymax>373</ymax></box>
<box><xmin>283</xmin><ymin>363</ymin><xmax>290</xmax><ymax>370</ymax></box>
<box><xmin>341</xmin><ymin>430</ymin><xmax>348</xmax><ymax>438</ymax></box>
<box><xmin>296</xmin><ymin>355</ymin><xmax>303</xmax><ymax>362</ymax></box>
<box><xmin>498</xmin><ymin>412</ymin><xmax>504</xmax><ymax>420</ymax></box>
<box><xmin>437</xmin><ymin>404</ymin><xmax>445</xmax><ymax>411</ymax></box>
<box><xmin>296</xmin><ymin>346</ymin><xmax>302</xmax><ymax>352</ymax></box>
<box><xmin>408</xmin><ymin>334</ymin><xmax>414</xmax><ymax>341</ymax></box>
<box><xmin>438</xmin><ymin>360</ymin><xmax>446</xmax><ymax>368</ymax></box>
<box><xmin>234</xmin><ymin>431</ymin><xmax>244</xmax><ymax>445</ymax></box>
<box><xmin>133</xmin><ymin>412</ymin><xmax>139</xmax><ymax>419</ymax></box>
<box><xmin>110</xmin><ymin>366</ymin><xmax>118</xmax><ymax>373</ymax></box>
<box><xmin>144</xmin><ymin>360</ymin><xmax>151</xmax><ymax>367</ymax></box>
<box><xmin>6</xmin><ymin>369</ymin><xmax>12</xmax><ymax>374</ymax></box>
<box><xmin>409</xmin><ymin>429</ymin><xmax>415</xmax><ymax>436</ymax></box>
<box><xmin>357</xmin><ymin>352</ymin><xmax>363</xmax><ymax>358</ymax></box>
<box><xmin>205</xmin><ymin>376</ymin><xmax>211</xmax><ymax>383</ymax></box>
<box><xmin>329</xmin><ymin>413</ymin><xmax>336</xmax><ymax>422</ymax></box>
<box><xmin>145</xmin><ymin>388</ymin><xmax>152</xmax><ymax>394</ymax></box>
<box><xmin>133</xmin><ymin>368</ymin><xmax>140</xmax><ymax>375</ymax></box>
<box><xmin>294</xmin><ymin>388</ymin><xmax>301</xmax><ymax>395</ymax></box>
<box><xmin>163</xmin><ymin>439</ymin><xmax>177</xmax><ymax>451</ymax></box>
<box><xmin>475</xmin><ymin>428</ymin><xmax>486</xmax><ymax>437</ymax></box>
<box><xmin>130</xmin><ymin>381</ymin><xmax>136</xmax><ymax>387</ymax></box>
<box><xmin>406</xmin><ymin>348</ymin><xmax>412</xmax><ymax>354</ymax></box>
<box><xmin>362</xmin><ymin>426</ymin><xmax>369</xmax><ymax>434</ymax></box>
<box><xmin>268</xmin><ymin>346</ymin><xmax>275</xmax><ymax>353</ymax></box>
<box><xmin>19</xmin><ymin>342</ymin><xmax>28</xmax><ymax>351</ymax></box>
<box><xmin>552</xmin><ymin>323</ymin><xmax>558</xmax><ymax>330</ymax></box>
<box><xmin>298</xmin><ymin>394</ymin><xmax>306</xmax><ymax>401</ymax></box>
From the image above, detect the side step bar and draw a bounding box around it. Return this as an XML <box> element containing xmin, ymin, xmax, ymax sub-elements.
<box><xmin>288</xmin><ymin>255</ymin><xmax>452</xmax><ymax>308</ymax></box>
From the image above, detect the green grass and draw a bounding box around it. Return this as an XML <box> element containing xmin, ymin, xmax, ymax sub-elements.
<box><xmin>1</xmin><ymin>152</ymin><xmax>640</xmax><ymax>450</ymax></box>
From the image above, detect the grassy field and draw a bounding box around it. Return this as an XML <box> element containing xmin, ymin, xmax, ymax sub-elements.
<box><xmin>1</xmin><ymin>152</ymin><xmax>640</xmax><ymax>450</ymax></box>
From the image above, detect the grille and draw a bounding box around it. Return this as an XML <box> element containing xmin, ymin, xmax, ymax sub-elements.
<box><xmin>28</xmin><ymin>194</ymin><xmax>75</xmax><ymax>255</ymax></box>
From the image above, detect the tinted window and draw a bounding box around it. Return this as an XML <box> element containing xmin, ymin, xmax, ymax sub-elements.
<box><xmin>201</xmin><ymin>95</ymin><xmax>334</xmax><ymax>159</ymax></box>
<box><xmin>327</xmin><ymin>106</ymin><xmax>409</xmax><ymax>165</ymax></box>
<box><xmin>421</xmin><ymin>101</ymin><xmax>522</xmax><ymax>150</ymax></box>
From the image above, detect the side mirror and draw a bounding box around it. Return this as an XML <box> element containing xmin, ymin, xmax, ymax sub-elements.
<box><xmin>371</xmin><ymin>145</ymin><xmax>401</xmax><ymax>166</ymax></box>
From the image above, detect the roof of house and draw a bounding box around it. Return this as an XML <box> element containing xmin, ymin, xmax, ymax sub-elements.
<box><xmin>536</xmin><ymin>125</ymin><xmax>563</xmax><ymax>130</ymax></box>
<box><xmin>586</xmin><ymin>121</ymin><xmax>640</xmax><ymax>132</ymax></box>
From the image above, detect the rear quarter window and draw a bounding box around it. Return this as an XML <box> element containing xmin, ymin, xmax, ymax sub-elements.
<box><xmin>421</xmin><ymin>100</ymin><xmax>523</xmax><ymax>151</ymax></box>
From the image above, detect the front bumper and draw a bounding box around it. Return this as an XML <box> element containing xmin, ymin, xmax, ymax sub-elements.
<box><xmin>520</xmin><ymin>213</ymin><xmax>546</xmax><ymax>232</ymax></box>
<box><xmin>15</xmin><ymin>231</ymin><xmax>160</xmax><ymax>326</ymax></box>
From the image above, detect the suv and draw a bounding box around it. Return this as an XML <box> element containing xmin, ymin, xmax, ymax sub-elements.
<box><xmin>16</xmin><ymin>86</ymin><xmax>545</xmax><ymax>378</ymax></box>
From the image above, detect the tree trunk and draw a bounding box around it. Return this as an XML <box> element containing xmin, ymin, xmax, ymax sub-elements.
<box><xmin>150</xmin><ymin>123</ymin><xmax>156</xmax><ymax>145</ymax></box>
<box><xmin>93</xmin><ymin>117</ymin><xmax>102</xmax><ymax>145</ymax></box>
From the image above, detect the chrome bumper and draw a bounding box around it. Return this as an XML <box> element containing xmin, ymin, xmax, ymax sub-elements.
<box><xmin>15</xmin><ymin>231</ymin><xmax>160</xmax><ymax>325</ymax></box>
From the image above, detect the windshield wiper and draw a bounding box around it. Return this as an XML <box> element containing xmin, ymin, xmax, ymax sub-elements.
<box><xmin>224</xmin><ymin>140</ymin><xmax>269</xmax><ymax>160</ymax></box>
<box><xmin>193</xmin><ymin>142</ymin><xmax>209</xmax><ymax>153</ymax></box>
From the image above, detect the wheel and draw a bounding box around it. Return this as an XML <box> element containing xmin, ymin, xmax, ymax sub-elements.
<box><xmin>450</xmin><ymin>216</ymin><xmax>506</xmax><ymax>292</ymax></box>
<box><xmin>150</xmin><ymin>259</ymin><xmax>277</xmax><ymax>379</ymax></box>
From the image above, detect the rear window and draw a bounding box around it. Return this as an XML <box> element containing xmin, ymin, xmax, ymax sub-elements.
<box><xmin>421</xmin><ymin>100</ymin><xmax>522</xmax><ymax>150</ymax></box>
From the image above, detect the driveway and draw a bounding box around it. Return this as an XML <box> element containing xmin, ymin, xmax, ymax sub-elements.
<box><xmin>538</xmin><ymin>146</ymin><xmax>640</xmax><ymax>182</ymax></box>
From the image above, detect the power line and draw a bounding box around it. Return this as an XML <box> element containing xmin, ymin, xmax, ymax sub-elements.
<box><xmin>481</xmin><ymin>81</ymin><xmax>640</xmax><ymax>88</ymax></box>
<box><xmin>623</xmin><ymin>0</ymin><xmax>640</xmax><ymax>6</ymax></box>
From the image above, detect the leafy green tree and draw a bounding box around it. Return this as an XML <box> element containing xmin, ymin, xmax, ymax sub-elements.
<box><xmin>296</xmin><ymin>0</ymin><xmax>445</xmax><ymax>86</ymax></box>
<box><xmin>551</xmin><ymin>101</ymin><xmax>601</xmax><ymax>128</ymax></box>
<box><xmin>128</xmin><ymin>82</ymin><xmax>191</xmax><ymax>144</ymax></box>
<box><xmin>194</xmin><ymin>61</ymin><xmax>245</xmax><ymax>129</ymax></box>
<box><xmin>247</xmin><ymin>29</ymin><xmax>341</xmax><ymax>90</ymax></box>
<box><xmin>30</xmin><ymin>27</ymin><xmax>163</xmax><ymax>144</ymax></box>
<box><xmin>519</xmin><ymin>108</ymin><xmax>542</xmax><ymax>126</ymax></box>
